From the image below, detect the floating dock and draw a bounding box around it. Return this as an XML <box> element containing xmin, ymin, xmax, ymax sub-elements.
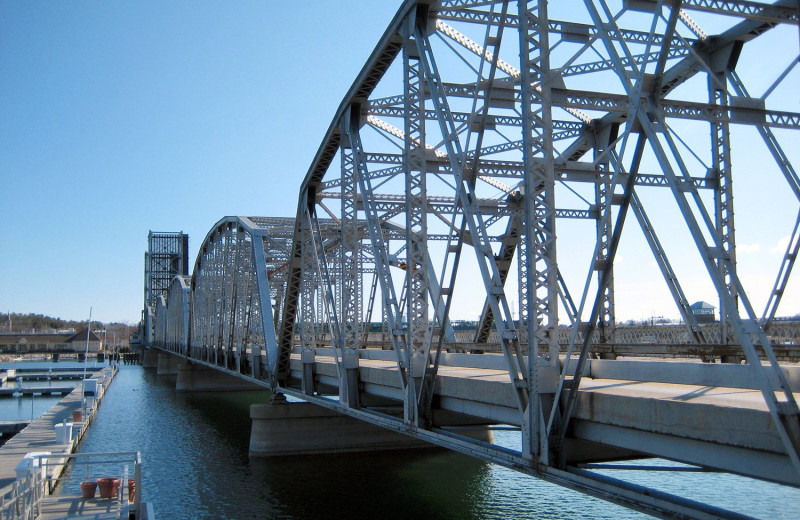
<box><xmin>0</xmin><ymin>421</ymin><xmax>28</xmax><ymax>445</ymax></box>
<box><xmin>0</xmin><ymin>367</ymin><xmax>114</xmax><ymax>489</ymax></box>
<box><xmin>0</xmin><ymin>365</ymin><xmax>151</xmax><ymax>519</ymax></box>
<box><xmin>0</xmin><ymin>387</ymin><xmax>75</xmax><ymax>398</ymax></box>
<box><xmin>3</xmin><ymin>367</ymin><xmax>105</xmax><ymax>382</ymax></box>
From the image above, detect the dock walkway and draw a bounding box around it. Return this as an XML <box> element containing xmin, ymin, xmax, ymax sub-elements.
<box><xmin>0</xmin><ymin>366</ymin><xmax>117</xmax><ymax>518</ymax></box>
<box><xmin>36</xmin><ymin>495</ymin><xmax>126</xmax><ymax>520</ymax></box>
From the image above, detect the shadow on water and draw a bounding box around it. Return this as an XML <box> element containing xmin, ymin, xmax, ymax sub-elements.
<box><xmin>78</xmin><ymin>366</ymin><xmax>504</xmax><ymax>520</ymax></box>
<box><xmin>143</xmin><ymin>370</ymin><xmax>495</xmax><ymax>519</ymax></box>
<box><xmin>74</xmin><ymin>364</ymin><xmax>800</xmax><ymax>520</ymax></box>
<box><xmin>247</xmin><ymin>449</ymin><xmax>493</xmax><ymax>520</ymax></box>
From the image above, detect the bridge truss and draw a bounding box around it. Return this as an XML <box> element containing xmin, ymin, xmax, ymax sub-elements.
<box><xmin>148</xmin><ymin>1</ymin><xmax>800</xmax><ymax>518</ymax></box>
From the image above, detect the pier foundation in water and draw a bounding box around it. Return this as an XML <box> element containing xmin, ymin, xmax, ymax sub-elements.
<box><xmin>156</xmin><ymin>353</ymin><xmax>182</xmax><ymax>375</ymax></box>
<box><xmin>175</xmin><ymin>360</ymin><xmax>263</xmax><ymax>392</ymax></box>
<box><xmin>249</xmin><ymin>399</ymin><xmax>431</xmax><ymax>457</ymax></box>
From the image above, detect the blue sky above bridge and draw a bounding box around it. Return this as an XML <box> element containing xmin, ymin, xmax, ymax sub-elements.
<box><xmin>1</xmin><ymin>1</ymin><xmax>798</xmax><ymax>325</ymax></box>
<box><xmin>0</xmin><ymin>1</ymin><xmax>399</xmax><ymax>324</ymax></box>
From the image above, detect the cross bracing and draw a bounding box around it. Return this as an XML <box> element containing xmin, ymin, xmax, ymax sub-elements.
<box><xmin>147</xmin><ymin>1</ymin><xmax>800</xmax><ymax>518</ymax></box>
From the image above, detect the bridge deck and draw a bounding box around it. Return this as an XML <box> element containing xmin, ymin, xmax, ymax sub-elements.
<box><xmin>290</xmin><ymin>353</ymin><xmax>799</xmax><ymax>486</ymax></box>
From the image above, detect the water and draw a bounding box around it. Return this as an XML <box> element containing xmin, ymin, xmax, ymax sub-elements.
<box><xmin>0</xmin><ymin>395</ymin><xmax>62</xmax><ymax>423</ymax></box>
<box><xmin>0</xmin><ymin>361</ymin><xmax>103</xmax><ymax>422</ymax></box>
<box><xmin>62</xmin><ymin>365</ymin><xmax>800</xmax><ymax>519</ymax></box>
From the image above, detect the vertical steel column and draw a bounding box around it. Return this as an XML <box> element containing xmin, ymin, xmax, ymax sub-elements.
<box><xmin>182</xmin><ymin>282</ymin><xmax>190</xmax><ymax>356</ymax></box>
<box><xmin>339</xmin><ymin>110</ymin><xmax>362</xmax><ymax>409</ymax></box>
<box><xmin>403</xmin><ymin>11</ymin><xmax>431</xmax><ymax>417</ymax></box>
<box><xmin>363</xmin><ymin>272</ymin><xmax>379</xmax><ymax>342</ymax></box>
<box><xmin>213</xmin><ymin>234</ymin><xmax>224</xmax><ymax>366</ymax></box>
<box><xmin>519</xmin><ymin>0</ymin><xmax>559</xmax><ymax>464</ymax></box>
<box><xmin>517</xmin><ymin>208</ymin><xmax>530</xmax><ymax>347</ymax></box>
<box><xmin>316</xmin><ymin>282</ymin><xmax>325</xmax><ymax>348</ymax></box>
<box><xmin>343</xmin><ymin>103</ymin><xmax>411</xmax><ymax>418</ymax></box>
<box><xmin>224</xmin><ymin>227</ymin><xmax>237</xmax><ymax>369</ymax></box>
<box><xmin>229</xmin><ymin>228</ymin><xmax>244</xmax><ymax>371</ymax></box>
<box><xmin>299</xmin><ymin>209</ymin><xmax>317</xmax><ymax>395</ymax></box>
<box><xmin>594</xmin><ymin>126</ymin><xmax>616</xmax><ymax>345</ymax></box>
<box><xmin>709</xmin><ymin>70</ymin><xmax>737</xmax><ymax>346</ymax></box>
<box><xmin>412</xmin><ymin>11</ymin><xmax>529</xmax><ymax>420</ymax></box>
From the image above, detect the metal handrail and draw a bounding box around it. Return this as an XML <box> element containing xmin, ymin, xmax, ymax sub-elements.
<box><xmin>0</xmin><ymin>468</ymin><xmax>40</xmax><ymax>520</ymax></box>
<box><xmin>0</xmin><ymin>451</ymin><xmax>143</xmax><ymax>520</ymax></box>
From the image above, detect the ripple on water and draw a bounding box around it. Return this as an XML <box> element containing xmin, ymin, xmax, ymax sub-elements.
<box><xmin>71</xmin><ymin>365</ymin><xmax>799</xmax><ymax>520</ymax></box>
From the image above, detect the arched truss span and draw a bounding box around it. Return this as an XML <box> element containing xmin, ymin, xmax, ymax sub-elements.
<box><xmin>275</xmin><ymin>0</ymin><xmax>800</xmax><ymax>516</ymax></box>
<box><xmin>151</xmin><ymin>216</ymin><xmax>291</xmax><ymax>381</ymax></box>
<box><xmin>152</xmin><ymin>295</ymin><xmax>168</xmax><ymax>351</ymax></box>
<box><xmin>164</xmin><ymin>275</ymin><xmax>191</xmax><ymax>355</ymax></box>
<box><xmin>151</xmin><ymin>2</ymin><xmax>800</xmax><ymax>517</ymax></box>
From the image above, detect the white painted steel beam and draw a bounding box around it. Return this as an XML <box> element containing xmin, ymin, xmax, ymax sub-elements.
<box><xmin>147</xmin><ymin>0</ymin><xmax>800</xmax><ymax>517</ymax></box>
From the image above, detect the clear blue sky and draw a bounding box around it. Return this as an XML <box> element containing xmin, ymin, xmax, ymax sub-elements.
<box><xmin>0</xmin><ymin>1</ymin><xmax>399</xmax><ymax>324</ymax></box>
<box><xmin>1</xmin><ymin>2</ymin><xmax>798</xmax><ymax>326</ymax></box>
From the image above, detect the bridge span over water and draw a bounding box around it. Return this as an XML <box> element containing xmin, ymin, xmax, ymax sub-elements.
<box><xmin>142</xmin><ymin>1</ymin><xmax>800</xmax><ymax>518</ymax></box>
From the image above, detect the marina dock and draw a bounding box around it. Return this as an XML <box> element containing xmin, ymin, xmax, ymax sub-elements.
<box><xmin>4</xmin><ymin>368</ymin><xmax>101</xmax><ymax>382</ymax></box>
<box><xmin>0</xmin><ymin>422</ymin><xmax>28</xmax><ymax>441</ymax></box>
<box><xmin>0</xmin><ymin>366</ymin><xmax>113</xmax><ymax>489</ymax></box>
<box><xmin>0</xmin><ymin>387</ymin><xmax>75</xmax><ymax>398</ymax></box>
<box><xmin>0</xmin><ymin>365</ymin><xmax>149</xmax><ymax>519</ymax></box>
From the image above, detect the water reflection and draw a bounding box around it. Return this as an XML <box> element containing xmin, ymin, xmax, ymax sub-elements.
<box><xmin>76</xmin><ymin>366</ymin><xmax>645</xmax><ymax>520</ymax></box>
<box><xmin>69</xmin><ymin>365</ymin><xmax>799</xmax><ymax>520</ymax></box>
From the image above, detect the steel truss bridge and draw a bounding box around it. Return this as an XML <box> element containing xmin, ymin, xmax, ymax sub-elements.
<box><xmin>145</xmin><ymin>1</ymin><xmax>800</xmax><ymax>518</ymax></box>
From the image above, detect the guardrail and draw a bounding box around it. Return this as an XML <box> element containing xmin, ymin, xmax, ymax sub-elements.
<box><xmin>0</xmin><ymin>451</ymin><xmax>142</xmax><ymax>520</ymax></box>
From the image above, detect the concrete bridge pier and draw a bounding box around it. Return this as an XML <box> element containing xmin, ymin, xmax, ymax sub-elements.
<box><xmin>142</xmin><ymin>348</ymin><xmax>160</xmax><ymax>368</ymax></box>
<box><xmin>249</xmin><ymin>396</ymin><xmax>431</xmax><ymax>457</ymax></box>
<box><xmin>175</xmin><ymin>360</ymin><xmax>264</xmax><ymax>392</ymax></box>
<box><xmin>157</xmin><ymin>353</ymin><xmax>182</xmax><ymax>375</ymax></box>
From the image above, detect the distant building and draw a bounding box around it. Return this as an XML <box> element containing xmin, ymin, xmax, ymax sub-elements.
<box><xmin>0</xmin><ymin>329</ymin><xmax>103</xmax><ymax>354</ymax></box>
<box><xmin>690</xmin><ymin>301</ymin><xmax>716</xmax><ymax>323</ymax></box>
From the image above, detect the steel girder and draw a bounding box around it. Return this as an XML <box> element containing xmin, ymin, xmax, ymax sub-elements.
<box><xmin>179</xmin><ymin>217</ymin><xmax>295</xmax><ymax>377</ymax></box>
<box><xmin>298</xmin><ymin>210</ymin><xmax>319</xmax><ymax>396</ymax></box>
<box><xmin>572</xmin><ymin>0</ymin><xmax>800</xmax><ymax>474</ymax></box>
<box><xmin>519</xmin><ymin>0</ymin><xmax>561</xmax><ymax>463</ymax></box>
<box><xmin>275</xmin><ymin>0</ymin><xmax>800</xmax><ymax>516</ymax></box>
<box><xmin>152</xmin><ymin>295</ymin><xmax>167</xmax><ymax>350</ymax></box>
<box><xmin>150</xmin><ymin>1</ymin><xmax>800</xmax><ymax>518</ymax></box>
<box><xmin>340</xmin><ymin>111</ymin><xmax>363</xmax><ymax>408</ymax></box>
<box><xmin>401</xmin><ymin>11</ymin><xmax>434</xmax><ymax>424</ymax></box>
<box><xmin>164</xmin><ymin>275</ymin><xmax>191</xmax><ymax>355</ymax></box>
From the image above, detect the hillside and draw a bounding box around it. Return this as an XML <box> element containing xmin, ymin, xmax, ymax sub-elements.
<box><xmin>1</xmin><ymin>312</ymin><xmax>135</xmax><ymax>339</ymax></box>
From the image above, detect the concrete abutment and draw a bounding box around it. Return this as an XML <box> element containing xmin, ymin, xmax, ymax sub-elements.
<box><xmin>249</xmin><ymin>398</ymin><xmax>433</xmax><ymax>457</ymax></box>
<box><xmin>156</xmin><ymin>353</ymin><xmax>182</xmax><ymax>375</ymax></box>
<box><xmin>174</xmin><ymin>360</ymin><xmax>264</xmax><ymax>392</ymax></box>
<box><xmin>141</xmin><ymin>348</ymin><xmax>159</xmax><ymax>368</ymax></box>
<box><xmin>146</xmin><ymin>350</ymin><xmax>485</xmax><ymax>457</ymax></box>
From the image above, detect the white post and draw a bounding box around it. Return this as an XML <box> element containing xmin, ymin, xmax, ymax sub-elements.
<box><xmin>82</xmin><ymin>307</ymin><xmax>92</xmax><ymax>418</ymax></box>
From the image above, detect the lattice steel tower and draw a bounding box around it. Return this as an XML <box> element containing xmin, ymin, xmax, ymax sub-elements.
<box><xmin>144</xmin><ymin>231</ymin><xmax>189</xmax><ymax>311</ymax></box>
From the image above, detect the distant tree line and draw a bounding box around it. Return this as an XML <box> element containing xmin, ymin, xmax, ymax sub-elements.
<box><xmin>1</xmin><ymin>312</ymin><xmax>135</xmax><ymax>338</ymax></box>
